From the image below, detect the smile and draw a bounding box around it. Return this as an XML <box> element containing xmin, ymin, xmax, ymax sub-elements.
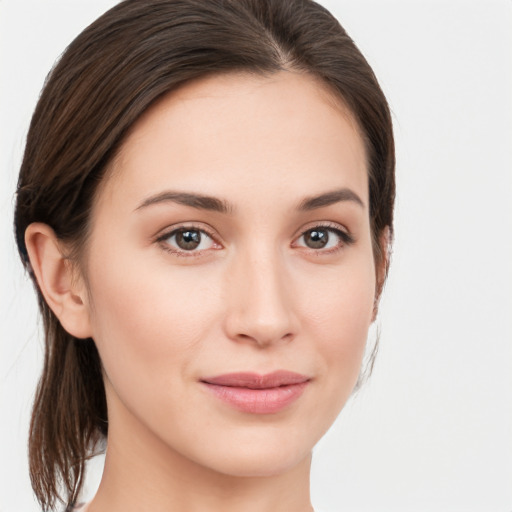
<box><xmin>200</xmin><ymin>371</ymin><xmax>310</xmax><ymax>414</ymax></box>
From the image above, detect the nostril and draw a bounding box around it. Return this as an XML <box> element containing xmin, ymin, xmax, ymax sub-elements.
<box><xmin>232</xmin><ymin>330</ymin><xmax>295</xmax><ymax>347</ymax></box>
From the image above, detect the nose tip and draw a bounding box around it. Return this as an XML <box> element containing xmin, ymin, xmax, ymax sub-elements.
<box><xmin>223</xmin><ymin>256</ymin><xmax>298</xmax><ymax>348</ymax></box>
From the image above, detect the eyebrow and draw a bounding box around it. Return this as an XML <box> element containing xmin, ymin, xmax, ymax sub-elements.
<box><xmin>135</xmin><ymin>187</ymin><xmax>364</xmax><ymax>214</ymax></box>
<box><xmin>297</xmin><ymin>188</ymin><xmax>365</xmax><ymax>210</ymax></box>
<box><xmin>135</xmin><ymin>191</ymin><xmax>233</xmax><ymax>214</ymax></box>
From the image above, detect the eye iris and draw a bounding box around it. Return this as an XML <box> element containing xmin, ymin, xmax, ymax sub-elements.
<box><xmin>176</xmin><ymin>229</ymin><xmax>201</xmax><ymax>250</ymax></box>
<box><xmin>304</xmin><ymin>229</ymin><xmax>328</xmax><ymax>249</ymax></box>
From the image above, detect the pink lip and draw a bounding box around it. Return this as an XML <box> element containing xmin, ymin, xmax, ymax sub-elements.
<box><xmin>200</xmin><ymin>370</ymin><xmax>310</xmax><ymax>414</ymax></box>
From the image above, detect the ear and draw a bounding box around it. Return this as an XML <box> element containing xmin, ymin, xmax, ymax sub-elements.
<box><xmin>372</xmin><ymin>226</ymin><xmax>391</xmax><ymax>322</ymax></box>
<box><xmin>25</xmin><ymin>222</ymin><xmax>92</xmax><ymax>339</ymax></box>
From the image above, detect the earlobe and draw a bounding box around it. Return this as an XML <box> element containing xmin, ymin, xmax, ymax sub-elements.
<box><xmin>24</xmin><ymin>223</ymin><xmax>92</xmax><ymax>339</ymax></box>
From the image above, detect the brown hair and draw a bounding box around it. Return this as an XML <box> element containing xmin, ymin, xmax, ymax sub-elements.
<box><xmin>14</xmin><ymin>0</ymin><xmax>395</xmax><ymax>509</ymax></box>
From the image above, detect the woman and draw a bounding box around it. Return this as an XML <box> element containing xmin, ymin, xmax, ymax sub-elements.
<box><xmin>14</xmin><ymin>0</ymin><xmax>394</xmax><ymax>511</ymax></box>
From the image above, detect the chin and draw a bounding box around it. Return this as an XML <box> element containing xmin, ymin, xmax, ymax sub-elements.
<box><xmin>176</xmin><ymin>423</ymin><xmax>319</xmax><ymax>479</ymax></box>
<box><xmin>202</xmin><ymin>445</ymin><xmax>312</xmax><ymax>478</ymax></box>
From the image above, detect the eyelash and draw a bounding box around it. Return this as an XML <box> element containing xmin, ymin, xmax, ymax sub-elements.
<box><xmin>293</xmin><ymin>222</ymin><xmax>355</xmax><ymax>255</ymax></box>
<box><xmin>155</xmin><ymin>222</ymin><xmax>355</xmax><ymax>258</ymax></box>
<box><xmin>155</xmin><ymin>224</ymin><xmax>220</xmax><ymax>258</ymax></box>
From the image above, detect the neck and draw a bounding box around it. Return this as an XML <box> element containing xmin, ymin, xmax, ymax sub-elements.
<box><xmin>88</xmin><ymin>392</ymin><xmax>314</xmax><ymax>512</ymax></box>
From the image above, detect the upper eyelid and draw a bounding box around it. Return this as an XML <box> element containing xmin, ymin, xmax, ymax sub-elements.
<box><xmin>293</xmin><ymin>221</ymin><xmax>352</xmax><ymax>239</ymax></box>
<box><xmin>156</xmin><ymin>223</ymin><xmax>219</xmax><ymax>241</ymax></box>
<box><xmin>294</xmin><ymin>225</ymin><xmax>354</xmax><ymax>245</ymax></box>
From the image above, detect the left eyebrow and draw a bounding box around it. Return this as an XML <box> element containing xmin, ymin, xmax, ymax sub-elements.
<box><xmin>297</xmin><ymin>188</ymin><xmax>365</xmax><ymax>211</ymax></box>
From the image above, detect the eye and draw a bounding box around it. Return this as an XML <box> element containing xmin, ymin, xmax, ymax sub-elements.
<box><xmin>294</xmin><ymin>225</ymin><xmax>354</xmax><ymax>252</ymax></box>
<box><xmin>158</xmin><ymin>227</ymin><xmax>220</xmax><ymax>255</ymax></box>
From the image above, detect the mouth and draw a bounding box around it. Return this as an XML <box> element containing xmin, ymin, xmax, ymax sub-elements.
<box><xmin>200</xmin><ymin>370</ymin><xmax>311</xmax><ymax>414</ymax></box>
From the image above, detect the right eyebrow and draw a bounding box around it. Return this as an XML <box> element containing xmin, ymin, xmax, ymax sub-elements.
<box><xmin>134</xmin><ymin>190</ymin><xmax>234</xmax><ymax>214</ymax></box>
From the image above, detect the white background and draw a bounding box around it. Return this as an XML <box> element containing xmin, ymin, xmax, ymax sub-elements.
<box><xmin>1</xmin><ymin>1</ymin><xmax>511</xmax><ymax>511</ymax></box>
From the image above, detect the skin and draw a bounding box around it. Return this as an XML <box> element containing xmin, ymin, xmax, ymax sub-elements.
<box><xmin>26</xmin><ymin>71</ymin><xmax>383</xmax><ymax>512</ymax></box>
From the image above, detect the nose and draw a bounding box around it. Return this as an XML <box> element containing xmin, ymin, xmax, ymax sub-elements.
<box><xmin>223</xmin><ymin>248</ymin><xmax>299</xmax><ymax>348</ymax></box>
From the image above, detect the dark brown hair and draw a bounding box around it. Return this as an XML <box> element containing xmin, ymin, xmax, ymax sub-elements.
<box><xmin>14</xmin><ymin>0</ymin><xmax>395</xmax><ymax>509</ymax></box>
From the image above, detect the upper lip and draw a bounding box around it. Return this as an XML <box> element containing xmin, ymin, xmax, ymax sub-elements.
<box><xmin>201</xmin><ymin>370</ymin><xmax>310</xmax><ymax>389</ymax></box>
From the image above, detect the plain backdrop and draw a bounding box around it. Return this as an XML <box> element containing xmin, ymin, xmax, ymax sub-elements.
<box><xmin>1</xmin><ymin>1</ymin><xmax>511</xmax><ymax>511</ymax></box>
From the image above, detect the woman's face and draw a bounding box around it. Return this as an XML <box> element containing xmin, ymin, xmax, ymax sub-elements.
<box><xmin>84</xmin><ymin>71</ymin><xmax>377</xmax><ymax>477</ymax></box>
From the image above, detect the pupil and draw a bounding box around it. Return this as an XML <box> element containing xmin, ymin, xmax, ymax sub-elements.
<box><xmin>176</xmin><ymin>229</ymin><xmax>201</xmax><ymax>250</ymax></box>
<box><xmin>305</xmin><ymin>229</ymin><xmax>328</xmax><ymax>249</ymax></box>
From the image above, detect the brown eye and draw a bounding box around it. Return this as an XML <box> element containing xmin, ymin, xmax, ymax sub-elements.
<box><xmin>160</xmin><ymin>227</ymin><xmax>217</xmax><ymax>254</ymax></box>
<box><xmin>303</xmin><ymin>229</ymin><xmax>329</xmax><ymax>249</ymax></box>
<box><xmin>175</xmin><ymin>229</ymin><xmax>202</xmax><ymax>250</ymax></box>
<box><xmin>294</xmin><ymin>225</ymin><xmax>354</xmax><ymax>252</ymax></box>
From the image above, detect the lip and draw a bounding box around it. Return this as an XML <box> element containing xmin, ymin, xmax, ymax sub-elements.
<box><xmin>200</xmin><ymin>370</ymin><xmax>310</xmax><ymax>414</ymax></box>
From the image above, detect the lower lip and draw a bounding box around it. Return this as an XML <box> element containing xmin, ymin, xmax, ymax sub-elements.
<box><xmin>201</xmin><ymin>381</ymin><xmax>309</xmax><ymax>414</ymax></box>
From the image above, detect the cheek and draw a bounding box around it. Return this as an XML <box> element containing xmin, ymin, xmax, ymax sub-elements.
<box><xmin>298</xmin><ymin>255</ymin><xmax>376</xmax><ymax>385</ymax></box>
<box><xmin>301</xmin><ymin>256</ymin><xmax>375</xmax><ymax>340</ymax></box>
<box><xmin>84</xmin><ymin>246</ymin><xmax>222</xmax><ymax>389</ymax></box>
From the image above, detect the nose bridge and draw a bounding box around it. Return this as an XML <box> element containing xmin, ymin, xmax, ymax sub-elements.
<box><xmin>224</xmin><ymin>242</ymin><xmax>297</xmax><ymax>346</ymax></box>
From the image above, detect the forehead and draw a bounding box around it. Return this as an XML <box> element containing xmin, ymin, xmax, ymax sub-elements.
<box><xmin>97</xmin><ymin>70</ymin><xmax>368</xmax><ymax>212</ymax></box>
